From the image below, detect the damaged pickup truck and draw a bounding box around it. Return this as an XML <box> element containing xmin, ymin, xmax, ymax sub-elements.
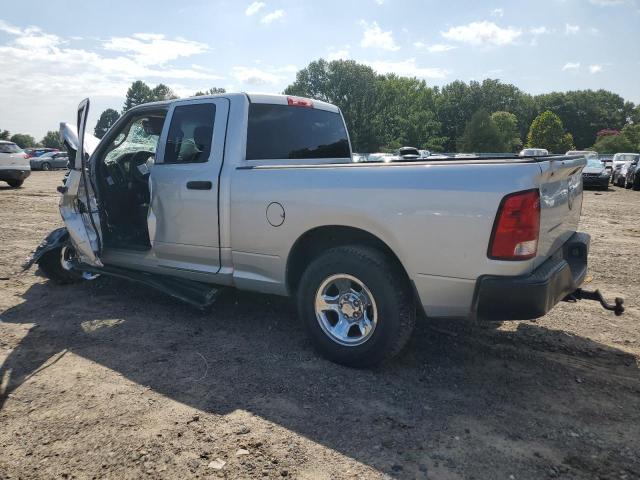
<box><xmin>27</xmin><ymin>94</ymin><xmax>624</xmax><ymax>367</ymax></box>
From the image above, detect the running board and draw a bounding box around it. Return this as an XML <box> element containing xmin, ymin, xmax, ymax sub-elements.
<box><xmin>72</xmin><ymin>261</ymin><xmax>223</xmax><ymax>310</ymax></box>
<box><xmin>564</xmin><ymin>288</ymin><xmax>625</xmax><ymax>316</ymax></box>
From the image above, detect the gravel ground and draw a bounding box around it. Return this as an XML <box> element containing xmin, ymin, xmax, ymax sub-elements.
<box><xmin>1</xmin><ymin>172</ymin><xmax>639</xmax><ymax>480</ymax></box>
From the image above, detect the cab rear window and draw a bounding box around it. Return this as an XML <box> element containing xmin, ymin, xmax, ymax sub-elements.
<box><xmin>246</xmin><ymin>104</ymin><xmax>350</xmax><ymax>160</ymax></box>
<box><xmin>0</xmin><ymin>143</ymin><xmax>22</xmax><ymax>154</ymax></box>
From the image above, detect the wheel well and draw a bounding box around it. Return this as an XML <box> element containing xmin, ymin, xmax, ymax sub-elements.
<box><xmin>286</xmin><ymin>225</ymin><xmax>409</xmax><ymax>295</ymax></box>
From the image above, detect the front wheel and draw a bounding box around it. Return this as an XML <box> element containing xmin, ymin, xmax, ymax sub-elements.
<box><xmin>41</xmin><ymin>162</ymin><xmax>51</xmax><ymax>171</ymax></box>
<box><xmin>297</xmin><ymin>246</ymin><xmax>415</xmax><ymax>368</ymax></box>
<box><xmin>6</xmin><ymin>180</ymin><xmax>23</xmax><ymax>188</ymax></box>
<box><xmin>38</xmin><ymin>245</ymin><xmax>99</xmax><ymax>284</ymax></box>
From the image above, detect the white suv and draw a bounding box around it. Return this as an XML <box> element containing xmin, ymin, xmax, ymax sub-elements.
<box><xmin>0</xmin><ymin>141</ymin><xmax>31</xmax><ymax>188</ymax></box>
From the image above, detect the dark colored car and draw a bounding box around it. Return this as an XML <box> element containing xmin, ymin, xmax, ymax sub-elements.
<box><xmin>582</xmin><ymin>157</ymin><xmax>610</xmax><ymax>190</ymax></box>
<box><xmin>29</xmin><ymin>151</ymin><xmax>69</xmax><ymax>170</ymax></box>
<box><xmin>24</xmin><ymin>147</ymin><xmax>59</xmax><ymax>158</ymax></box>
<box><xmin>625</xmin><ymin>159</ymin><xmax>640</xmax><ymax>190</ymax></box>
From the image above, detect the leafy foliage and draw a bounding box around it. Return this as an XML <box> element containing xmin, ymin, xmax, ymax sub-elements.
<box><xmin>41</xmin><ymin>130</ymin><xmax>63</xmax><ymax>149</ymax></box>
<box><xmin>0</xmin><ymin>129</ymin><xmax>10</xmax><ymax>141</ymax></box>
<box><xmin>457</xmin><ymin>109</ymin><xmax>504</xmax><ymax>153</ymax></box>
<box><xmin>9</xmin><ymin>133</ymin><xmax>36</xmax><ymax>148</ymax></box>
<box><xmin>526</xmin><ymin>111</ymin><xmax>574</xmax><ymax>153</ymax></box>
<box><xmin>593</xmin><ymin>133</ymin><xmax>635</xmax><ymax>154</ymax></box>
<box><xmin>491</xmin><ymin>111</ymin><xmax>522</xmax><ymax>152</ymax></box>
<box><xmin>150</xmin><ymin>84</ymin><xmax>178</xmax><ymax>102</ymax></box>
<box><xmin>194</xmin><ymin>87</ymin><xmax>226</xmax><ymax>96</ymax></box>
<box><xmin>621</xmin><ymin>124</ymin><xmax>640</xmax><ymax>150</ymax></box>
<box><xmin>123</xmin><ymin>81</ymin><xmax>153</xmax><ymax>112</ymax></box>
<box><xmin>94</xmin><ymin>109</ymin><xmax>121</xmax><ymax>139</ymax></box>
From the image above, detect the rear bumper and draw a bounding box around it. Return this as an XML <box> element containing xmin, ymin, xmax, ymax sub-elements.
<box><xmin>0</xmin><ymin>168</ymin><xmax>31</xmax><ymax>181</ymax></box>
<box><xmin>474</xmin><ymin>232</ymin><xmax>590</xmax><ymax>321</ymax></box>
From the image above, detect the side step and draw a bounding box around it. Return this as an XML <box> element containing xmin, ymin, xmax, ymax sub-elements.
<box><xmin>72</xmin><ymin>262</ymin><xmax>223</xmax><ymax>310</ymax></box>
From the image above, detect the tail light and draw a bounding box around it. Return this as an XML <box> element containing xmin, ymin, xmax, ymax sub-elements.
<box><xmin>287</xmin><ymin>96</ymin><xmax>313</xmax><ymax>108</ymax></box>
<box><xmin>488</xmin><ymin>189</ymin><xmax>540</xmax><ymax>260</ymax></box>
<box><xmin>23</xmin><ymin>154</ymin><xmax>29</xmax><ymax>159</ymax></box>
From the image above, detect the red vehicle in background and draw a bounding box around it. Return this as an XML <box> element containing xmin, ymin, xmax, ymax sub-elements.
<box><xmin>24</xmin><ymin>147</ymin><xmax>59</xmax><ymax>158</ymax></box>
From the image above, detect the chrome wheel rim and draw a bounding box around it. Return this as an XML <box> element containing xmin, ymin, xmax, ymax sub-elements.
<box><xmin>314</xmin><ymin>274</ymin><xmax>378</xmax><ymax>346</ymax></box>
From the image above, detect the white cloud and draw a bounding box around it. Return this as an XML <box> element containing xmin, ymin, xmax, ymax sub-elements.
<box><xmin>359</xmin><ymin>21</ymin><xmax>400</xmax><ymax>51</ymax></box>
<box><xmin>365</xmin><ymin>58</ymin><xmax>450</xmax><ymax>79</ymax></box>
<box><xmin>414</xmin><ymin>42</ymin><xmax>457</xmax><ymax>53</ymax></box>
<box><xmin>327</xmin><ymin>48</ymin><xmax>350</xmax><ymax>61</ymax></box>
<box><xmin>530</xmin><ymin>26</ymin><xmax>549</xmax><ymax>35</ymax></box>
<box><xmin>231</xmin><ymin>66</ymin><xmax>281</xmax><ymax>85</ymax></box>
<box><xmin>562</xmin><ymin>62</ymin><xmax>581</xmax><ymax>70</ymax></box>
<box><xmin>565</xmin><ymin>23</ymin><xmax>580</xmax><ymax>35</ymax></box>
<box><xmin>103</xmin><ymin>33</ymin><xmax>208</xmax><ymax>66</ymax></box>
<box><xmin>442</xmin><ymin>21</ymin><xmax>522</xmax><ymax>46</ymax></box>
<box><xmin>589</xmin><ymin>64</ymin><xmax>603</xmax><ymax>73</ymax></box>
<box><xmin>245</xmin><ymin>1</ymin><xmax>266</xmax><ymax>15</ymax></box>
<box><xmin>260</xmin><ymin>9</ymin><xmax>285</xmax><ymax>24</ymax></box>
<box><xmin>491</xmin><ymin>8</ymin><xmax>504</xmax><ymax>17</ymax></box>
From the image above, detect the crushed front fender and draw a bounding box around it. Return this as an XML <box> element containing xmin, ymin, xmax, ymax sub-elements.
<box><xmin>22</xmin><ymin>227</ymin><xmax>70</xmax><ymax>270</ymax></box>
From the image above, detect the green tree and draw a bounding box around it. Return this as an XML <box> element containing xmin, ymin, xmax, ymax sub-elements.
<box><xmin>94</xmin><ymin>109</ymin><xmax>121</xmax><ymax>139</ymax></box>
<box><xmin>491</xmin><ymin>111</ymin><xmax>522</xmax><ymax>152</ymax></box>
<box><xmin>534</xmin><ymin>90</ymin><xmax>633</xmax><ymax>149</ymax></box>
<box><xmin>0</xmin><ymin>129</ymin><xmax>10</xmax><ymax>141</ymax></box>
<box><xmin>526</xmin><ymin>111</ymin><xmax>574</xmax><ymax>153</ymax></box>
<box><xmin>151</xmin><ymin>83</ymin><xmax>179</xmax><ymax>102</ymax></box>
<box><xmin>457</xmin><ymin>109</ymin><xmax>503</xmax><ymax>152</ymax></box>
<box><xmin>9</xmin><ymin>133</ymin><xmax>37</xmax><ymax>148</ymax></box>
<box><xmin>592</xmin><ymin>133</ymin><xmax>635</xmax><ymax>153</ymax></box>
<box><xmin>373</xmin><ymin>74</ymin><xmax>444</xmax><ymax>151</ymax></box>
<box><xmin>41</xmin><ymin>130</ymin><xmax>63</xmax><ymax>149</ymax></box>
<box><xmin>621</xmin><ymin>123</ymin><xmax>640</xmax><ymax>150</ymax></box>
<box><xmin>123</xmin><ymin>80</ymin><xmax>153</xmax><ymax>112</ymax></box>
<box><xmin>285</xmin><ymin>59</ymin><xmax>380</xmax><ymax>152</ymax></box>
<box><xmin>194</xmin><ymin>87</ymin><xmax>226</xmax><ymax>96</ymax></box>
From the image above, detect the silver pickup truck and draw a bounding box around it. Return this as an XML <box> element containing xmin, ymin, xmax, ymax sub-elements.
<box><xmin>27</xmin><ymin>93</ymin><xmax>623</xmax><ymax>367</ymax></box>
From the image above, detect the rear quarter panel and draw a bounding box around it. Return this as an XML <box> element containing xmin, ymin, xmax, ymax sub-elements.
<box><xmin>228</xmin><ymin>161</ymin><xmax>548</xmax><ymax>303</ymax></box>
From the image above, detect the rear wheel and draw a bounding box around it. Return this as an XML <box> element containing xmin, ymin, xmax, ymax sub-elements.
<box><xmin>6</xmin><ymin>180</ymin><xmax>23</xmax><ymax>188</ymax></box>
<box><xmin>297</xmin><ymin>246</ymin><xmax>415</xmax><ymax>368</ymax></box>
<box><xmin>38</xmin><ymin>245</ymin><xmax>98</xmax><ymax>284</ymax></box>
<box><xmin>41</xmin><ymin>162</ymin><xmax>51</xmax><ymax>171</ymax></box>
<box><xmin>633</xmin><ymin>177</ymin><xmax>640</xmax><ymax>191</ymax></box>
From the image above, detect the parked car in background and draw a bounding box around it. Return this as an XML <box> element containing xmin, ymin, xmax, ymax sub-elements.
<box><xmin>396</xmin><ymin>147</ymin><xmax>420</xmax><ymax>161</ymax></box>
<box><xmin>582</xmin><ymin>156</ymin><xmax>610</xmax><ymax>190</ymax></box>
<box><xmin>624</xmin><ymin>158</ymin><xmax>640</xmax><ymax>190</ymax></box>
<box><xmin>455</xmin><ymin>153</ymin><xmax>476</xmax><ymax>158</ymax></box>
<box><xmin>30</xmin><ymin>151</ymin><xmax>69</xmax><ymax>170</ymax></box>
<box><xmin>0</xmin><ymin>140</ymin><xmax>31</xmax><ymax>187</ymax></box>
<box><xmin>567</xmin><ymin>150</ymin><xmax>599</xmax><ymax>160</ymax></box>
<box><xmin>612</xmin><ymin>160</ymin><xmax>634</xmax><ymax>187</ymax></box>
<box><xmin>519</xmin><ymin>148</ymin><xmax>549</xmax><ymax>156</ymax></box>
<box><xmin>24</xmin><ymin>147</ymin><xmax>59</xmax><ymax>158</ymax></box>
<box><xmin>612</xmin><ymin>153</ymin><xmax>639</xmax><ymax>178</ymax></box>
<box><xmin>352</xmin><ymin>153</ymin><xmax>365</xmax><ymax>163</ymax></box>
<box><xmin>366</xmin><ymin>153</ymin><xmax>395</xmax><ymax>163</ymax></box>
<box><xmin>419</xmin><ymin>149</ymin><xmax>431</xmax><ymax>159</ymax></box>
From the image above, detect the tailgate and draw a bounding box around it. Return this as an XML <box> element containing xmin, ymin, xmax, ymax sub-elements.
<box><xmin>534</xmin><ymin>155</ymin><xmax>586</xmax><ymax>268</ymax></box>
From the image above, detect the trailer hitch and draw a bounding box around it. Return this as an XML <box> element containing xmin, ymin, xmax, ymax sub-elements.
<box><xmin>564</xmin><ymin>288</ymin><xmax>625</xmax><ymax>316</ymax></box>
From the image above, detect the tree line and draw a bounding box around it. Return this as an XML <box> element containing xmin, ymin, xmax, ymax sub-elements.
<box><xmin>4</xmin><ymin>59</ymin><xmax>639</xmax><ymax>154</ymax></box>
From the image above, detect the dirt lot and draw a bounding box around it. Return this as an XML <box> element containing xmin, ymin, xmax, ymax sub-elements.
<box><xmin>1</xmin><ymin>171</ymin><xmax>639</xmax><ymax>479</ymax></box>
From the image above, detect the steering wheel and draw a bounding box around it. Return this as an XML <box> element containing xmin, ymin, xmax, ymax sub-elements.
<box><xmin>130</xmin><ymin>151</ymin><xmax>154</xmax><ymax>183</ymax></box>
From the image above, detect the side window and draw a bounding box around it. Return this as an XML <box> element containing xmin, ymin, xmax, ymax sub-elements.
<box><xmin>246</xmin><ymin>104</ymin><xmax>350</xmax><ymax>160</ymax></box>
<box><xmin>164</xmin><ymin>103</ymin><xmax>216</xmax><ymax>164</ymax></box>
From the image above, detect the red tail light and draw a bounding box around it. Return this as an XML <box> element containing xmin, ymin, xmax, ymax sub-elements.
<box><xmin>287</xmin><ymin>96</ymin><xmax>313</xmax><ymax>108</ymax></box>
<box><xmin>489</xmin><ymin>189</ymin><xmax>540</xmax><ymax>260</ymax></box>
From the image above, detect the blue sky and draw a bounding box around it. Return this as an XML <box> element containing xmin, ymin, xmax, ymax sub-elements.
<box><xmin>1</xmin><ymin>0</ymin><xmax>639</xmax><ymax>139</ymax></box>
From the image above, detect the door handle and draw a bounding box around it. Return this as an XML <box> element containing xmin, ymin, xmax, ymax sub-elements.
<box><xmin>186</xmin><ymin>181</ymin><xmax>212</xmax><ymax>190</ymax></box>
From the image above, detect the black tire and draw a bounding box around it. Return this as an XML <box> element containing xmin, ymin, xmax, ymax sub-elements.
<box><xmin>297</xmin><ymin>245</ymin><xmax>415</xmax><ymax>368</ymax></box>
<box><xmin>633</xmin><ymin>178</ymin><xmax>640</xmax><ymax>191</ymax></box>
<box><xmin>41</xmin><ymin>162</ymin><xmax>51</xmax><ymax>171</ymax></box>
<box><xmin>37</xmin><ymin>246</ymin><xmax>84</xmax><ymax>284</ymax></box>
<box><xmin>625</xmin><ymin>178</ymin><xmax>632</xmax><ymax>189</ymax></box>
<box><xmin>6</xmin><ymin>180</ymin><xmax>23</xmax><ymax>188</ymax></box>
